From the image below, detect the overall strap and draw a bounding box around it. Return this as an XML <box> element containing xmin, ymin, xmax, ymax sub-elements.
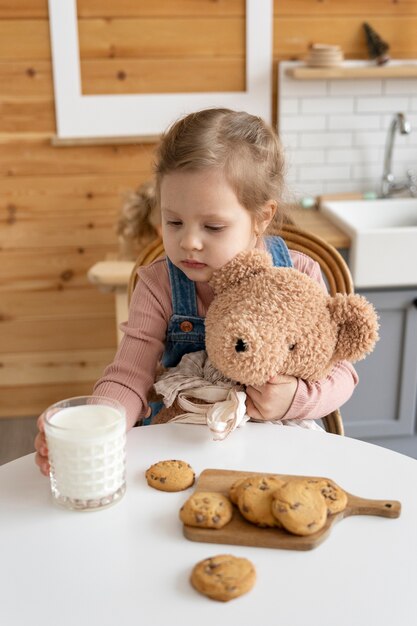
<box><xmin>264</xmin><ymin>235</ymin><xmax>293</xmax><ymax>268</ymax></box>
<box><xmin>166</xmin><ymin>257</ymin><xmax>199</xmax><ymax>316</ymax></box>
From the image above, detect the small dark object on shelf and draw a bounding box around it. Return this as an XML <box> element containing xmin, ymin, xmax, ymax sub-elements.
<box><xmin>363</xmin><ymin>22</ymin><xmax>390</xmax><ymax>65</ymax></box>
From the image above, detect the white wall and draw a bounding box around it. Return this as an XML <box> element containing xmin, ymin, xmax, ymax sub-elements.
<box><xmin>278</xmin><ymin>61</ymin><xmax>417</xmax><ymax>198</ymax></box>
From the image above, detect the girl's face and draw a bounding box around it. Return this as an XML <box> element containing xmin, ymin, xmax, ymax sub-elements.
<box><xmin>161</xmin><ymin>169</ymin><xmax>263</xmax><ymax>282</ymax></box>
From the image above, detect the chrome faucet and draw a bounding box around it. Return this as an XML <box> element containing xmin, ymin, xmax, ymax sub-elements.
<box><xmin>381</xmin><ymin>112</ymin><xmax>416</xmax><ymax>197</ymax></box>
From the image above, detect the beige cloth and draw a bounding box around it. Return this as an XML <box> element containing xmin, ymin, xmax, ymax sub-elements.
<box><xmin>154</xmin><ymin>351</ymin><xmax>249</xmax><ymax>440</ymax></box>
<box><xmin>154</xmin><ymin>351</ymin><xmax>323</xmax><ymax>440</ymax></box>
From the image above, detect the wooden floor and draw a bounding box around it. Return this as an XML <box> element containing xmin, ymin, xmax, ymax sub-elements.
<box><xmin>0</xmin><ymin>417</ymin><xmax>39</xmax><ymax>466</ymax></box>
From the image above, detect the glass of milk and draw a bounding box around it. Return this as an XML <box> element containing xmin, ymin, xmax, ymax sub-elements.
<box><xmin>43</xmin><ymin>396</ymin><xmax>127</xmax><ymax>511</ymax></box>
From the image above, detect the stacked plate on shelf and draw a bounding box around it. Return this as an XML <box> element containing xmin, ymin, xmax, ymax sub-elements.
<box><xmin>305</xmin><ymin>44</ymin><xmax>344</xmax><ymax>67</ymax></box>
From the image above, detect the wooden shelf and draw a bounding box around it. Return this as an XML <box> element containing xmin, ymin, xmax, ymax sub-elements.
<box><xmin>286</xmin><ymin>64</ymin><xmax>417</xmax><ymax>80</ymax></box>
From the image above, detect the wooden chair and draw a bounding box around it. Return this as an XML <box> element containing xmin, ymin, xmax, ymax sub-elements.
<box><xmin>127</xmin><ymin>237</ymin><xmax>165</xmax><ymax>305</ymax></box>
<box><xmin>128</xmin><ymin>225</ymin><xmax>353</xmax><ymax>436</ymax></box>
<box><xmin>277</xmin><ymin>224</ymin><xmax>352</xmax><ymax>436</ymax></box>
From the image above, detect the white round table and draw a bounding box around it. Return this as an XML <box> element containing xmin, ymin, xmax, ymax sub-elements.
<box><xmin>0</xmin><ymin>423</ymin><xmax>416</xmax><ymax>626</ymax></box>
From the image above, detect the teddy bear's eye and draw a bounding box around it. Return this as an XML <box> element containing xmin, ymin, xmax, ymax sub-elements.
<box><xmin>235</xmin><ymin>338</ymin><xmax>247</xmax><ymax>353</ymax></box>
<box><xmin>288</xmin><ymin>343</ymin><xmax>296</xmax><ymax>351</ymax></box>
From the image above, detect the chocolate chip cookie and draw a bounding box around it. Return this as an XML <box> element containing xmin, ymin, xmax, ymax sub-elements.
<box><xmin>145</xmin><ymin>459</ymin><xmax>195</xmax><ymax>492</ymax></box>
<box><xmin>236</xmin><ymin>475</ymin><xmax>285</xmax><ymax>527</ymax></box>
<box><xmin>180</xmin><ymin>492</ymin><xmax>233</xmax><ymax>529</ymax></box>
<box><xmin>271</xmin><ymin>479</ymin><xmax>328</xmax><ymax>536</ymax></box>
<box><xmin>305</xmin><ymin>478</ymin><xmax>348</xmax><ymax>514</ymax></box>
<box><xmin>190</xmin><ymin>554</ymin><xmax>256</xmax><ymax>602</ymax></box>
<box><xmin>229</xmin><ymin>476</ymin><xmax>251</xmax><ymax>504</ymax></box>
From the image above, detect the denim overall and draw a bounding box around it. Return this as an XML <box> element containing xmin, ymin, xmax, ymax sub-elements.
<box><xmin>143</xmin><ymin>236</ymin><xmax>293</xmax><ymax>425</ymax></box>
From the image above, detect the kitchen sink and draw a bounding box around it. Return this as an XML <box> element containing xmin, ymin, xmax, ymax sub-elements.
<box><xmin>320</xmin><ymin>198</ymin><xmax>417</xmax><ymax>288</ymax></box>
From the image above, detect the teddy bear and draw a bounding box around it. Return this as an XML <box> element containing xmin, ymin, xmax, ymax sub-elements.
<box><xmin>151</xmin><ymin>249</ymin><xmax>379</xmax><ymax>435</ymax></box>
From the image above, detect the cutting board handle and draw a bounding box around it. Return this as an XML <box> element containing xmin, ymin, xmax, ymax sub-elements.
<box><xmin>347</xmin><ymin>494</ymin><xmax>401</xmax><ymax>518</ymax></box>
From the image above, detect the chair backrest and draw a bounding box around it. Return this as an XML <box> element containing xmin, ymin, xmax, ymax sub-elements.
<box><xmin>277</xmin><ymin>224</ymin><xmax>352</xmax><ymax>436</ymax></box>
<box><xmin>128</xmin><ymin>225</ymin><xmax>353</xmax><ymax>436</ymax></box>
<box><xmin>127</xmin><ymin>237</ymin><xmax>165</xmax><ymax>305</ymax></box>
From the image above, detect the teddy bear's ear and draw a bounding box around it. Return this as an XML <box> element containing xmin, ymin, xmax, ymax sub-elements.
<box><xmin>209</xmin><ymin>249</ymin><xmax>273</xmax><ymax>294</ymax></box>
<box><xmin>327</xmin><ymin>293</ymin><xmax>379</xmax><ymax>363</ymax></box>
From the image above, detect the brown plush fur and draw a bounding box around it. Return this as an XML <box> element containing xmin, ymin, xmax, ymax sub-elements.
<box><xmin>150</xmin><ymin>249</ymin><xmax>379</xmax><ymax>423</ymax></box>
<box><xmin>205</xmin><ymin>249</ymin><xmax>379</xmax><ymax>386</ymax></box>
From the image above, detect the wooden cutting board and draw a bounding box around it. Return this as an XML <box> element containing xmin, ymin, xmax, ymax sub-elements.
<box><xmin>182</xmin><ymin>469</ymin><xmax>401</xmax><ymax>551</ymax></box>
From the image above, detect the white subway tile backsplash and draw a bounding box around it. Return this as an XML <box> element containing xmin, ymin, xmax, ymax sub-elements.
<box><xmin>329</xmin><ymin>80</ymin><xmax>382</xmax><ymax>96</ymax></box>
<box><xmin>279</xmin><ymin>61</ymin><xmax>417</xmax><ymax>196</ymax></box>
<box><xmin>291</xmin><ymin>182</ymin><xmax>325</xmax><ymax>197</ymax></box>
<box><xmin>323</xmin><ymin>179</ymin><xmax>376</xmax><ymax>194</ymax></box>
<box><xmin>392</xmin><ymin>146</ymin><xmax>417</xmax><ymax>162</ymax></box>
<box><xmin>356</xmin><ymin>96</ymin><xmax>410</xmax><ymax>113</ymax></box>
<box><xmin>280</xmin><ymin>132</ymin><xmax>298</xmax><ymax>149</ymax></box>
<box><xmin>384</xmin><ymin>80</ymin><xmax>417</xmax><ymax>95</ymax></box>
<box><xmin>299</xmin><ymin>164</ymin><xmax>350</xmax><ymax>181</ymax></box>
<box><xmin>280</xmin><ymin>98</ymin><xmax>300</xmax><ymax>115</ymax></box>
<box><xmin>325</xmin><ymin>147</ymin><xmax>382</xmax><ymax>164</ymax></box>
<box><xmin>300</xmin><ymin>97</ymin><xmax>354</xmax><ymax>114</ymax></box>
<box><xmin>328</xmin><ymin>115</ymin><xmax>381</xmax><ymax>130</ymax></box>
<box><xmin>279</xmin><ymin>68</ymin><xmax>327</xmax><ymax>97</ymax></box>
<box><xmin>282</xmin><ymin>116</ymin><xmax>326</xmax><ymax>131</ymax></box>
<box><xmin>299</xmin><ymin>132</ymin><xmax>353</xmax><ymax>148</ymax></box>
<box><xmin>353</xmin><ymin>131</ymin><xmax>387</xmax><ymax>147</ymax></box>
<box><xmin>351</xmin><ymin>162</ymin><xmax>382</xmax><ymax>180</ymax></box>
<box><xmin>288</xmin><ymin>149</ymin><xmax>326</xmax><ymax>165</ymax></box>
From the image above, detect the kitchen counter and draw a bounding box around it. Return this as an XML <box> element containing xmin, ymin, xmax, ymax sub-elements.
<box><xmin>289</xmin><ymin>206</ymin><xmax>351</xmax><ymax>249</ymax></box>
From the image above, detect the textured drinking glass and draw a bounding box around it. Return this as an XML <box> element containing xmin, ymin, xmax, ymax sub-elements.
<box><xmin>43</xmin><ymin>396</ymin><xmax>126</xmax><ymax>511</ymax></box>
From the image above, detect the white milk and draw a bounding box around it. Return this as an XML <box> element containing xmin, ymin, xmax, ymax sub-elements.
<box><xmin>45</xmin><ymin>404</ymin><xmax>126</xmax><ymax>502</ymax></box>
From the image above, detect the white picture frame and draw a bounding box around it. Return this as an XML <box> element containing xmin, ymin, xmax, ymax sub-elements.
<box><xmin>48</xmin><ymin>0</ymin><xmax>273</xmax><ymax>140</ymax></box>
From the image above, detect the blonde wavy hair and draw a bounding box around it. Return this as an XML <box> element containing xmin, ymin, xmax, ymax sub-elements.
<box><xmin>154</xmin><ymin>107</ymin><xmax>291</xmax><ymax>232</ymax></box>
<box><xmin>116</xmin><ymin>180</ymin><xmax>161</xmax><ymax>259</ymax></box>
<box><xmin>117</xmin><ymin>109</ymin><xmax>291</xmax><ymax>259</ymax></box>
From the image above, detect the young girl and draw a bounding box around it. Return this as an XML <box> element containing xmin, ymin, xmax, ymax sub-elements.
<box><xmin>35</xmin><ymin>107</ymin><xmax>358</xmax><ymax>475</ymax></box>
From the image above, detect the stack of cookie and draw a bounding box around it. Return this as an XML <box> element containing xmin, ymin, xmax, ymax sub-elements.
<box><xmin>180</xmin><ymin>474</ymin><xmax>347</xmax><ymax>537</ymax></box>
<box><xmin>231</xmin><ymin>474</ymin><xmax>347</xmax><ymax>536</ymax></box>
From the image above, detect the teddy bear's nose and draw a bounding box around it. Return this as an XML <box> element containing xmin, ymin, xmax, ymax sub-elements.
<box><xmin>235</xmin><ymin>338</ymin><xmax>247</xmax><ymax>352</ymax></box>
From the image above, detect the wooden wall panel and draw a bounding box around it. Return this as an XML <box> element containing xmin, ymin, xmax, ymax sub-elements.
<box><xmin>1</xmin><ymin>0</ymin><xmax>417</xmax><ymax>417</ymax></box>
<box><xmin>80</xmin><ymin>58</ymin><xmax>245</xmax><ymax>94</ymax></box>
<box><xmin>0</xmin><ymin>246</ymin><xmax>117</xmax><ymax>289</ymax></box>
<box><xmin>0</xmin><ymin>317</ymin><xmax>116</xmax><ymax>353</ymax></box>
<box><xmin>1</xmin><ymin>214</ymin><xmax>119</xmax><ymax>249</ymax></box>
<box><xmin>1</xmin><ymin>173</ymin><xmax>145</xmax><ymax>211</ymax></box>
<box><xmin>77</xmin><ymin>1</ymin><xmax>245</xmax><ymax>18</ymax></box>
<box><xmin>0</xmin><ymin>61</ymin><xmax>53</xmax><ymax>97</ymax></box>
<box><xmin>0</xmin><ymin>1</ymin><xmax>48</xmax><ymax>18</ymax></box>
<box><xmin>78</xmin><ymin>18</ymin><xmax>244</xmax><ymax>58</ymax></box>
<box><xmin>2</xmin><ymin>288</ymin><xmax>115</xmax><ymax>320</ymax></box>
<box><xmin>274</xmin><ymin>16</ymin><xmax>417</xmax><ymax>59</ymax></box>
<box><xmin>276</xmin><ymin>1</ymin><xmax>417</xmax><ymax>17</ymax></box>
<box><xmin>0</xmin><ymin>20</ymin><xmax>50</xmax><ymax>60</ymax></box>
<box><xmin>0</xmin><ymin>141</ymin><xmax>154</xmax><ymax>176</ymax></box>
<box><xmin>0</xmin><ymin>1</ymin><xmax>245</xmax><ymax>19</ymax></box>
<box><xmin>0</xmin><ymin>383</ymin><xmax>97</xmax><ymax>418</ymax></box>
<box><xmin>1</xmin><ymin>349</ymin><xmax>116</xmax><ymax>386</ymax></box>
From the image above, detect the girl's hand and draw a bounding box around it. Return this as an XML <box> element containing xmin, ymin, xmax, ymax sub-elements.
<box><xmin>34</xmin><ymin>415</ymin><xmax>50</xmax><ymax>476</ymax></box>
<box><xmin>245</xmin><ymin>374</ymin><xmax>298</xmax><ymax>422</ymax></box>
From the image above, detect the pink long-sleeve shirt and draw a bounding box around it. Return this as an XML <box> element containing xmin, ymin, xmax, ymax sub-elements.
<box><xmin>94</xmin><ymin>250</ymin><xmax>358</xmax><ymax>430</ymax></box>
